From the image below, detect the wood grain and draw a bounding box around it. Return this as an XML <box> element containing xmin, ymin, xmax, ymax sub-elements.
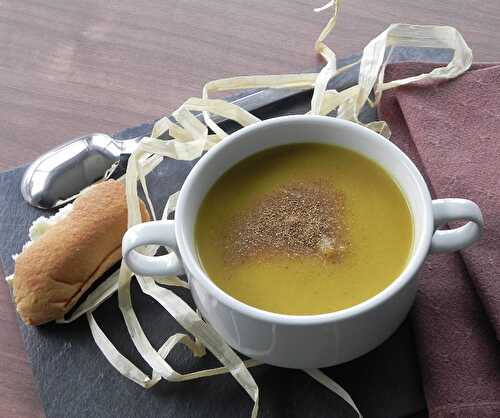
<box><xmin>0</xmin><ymin>0</ymin><xmax>499</xmax><ymax>416</ymax></box>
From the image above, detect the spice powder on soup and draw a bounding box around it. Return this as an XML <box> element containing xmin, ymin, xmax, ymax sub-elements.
<box><xmin>224</xmin><ymin>180</ymin><xmax>350</xmax><ymax>263</ymax></box>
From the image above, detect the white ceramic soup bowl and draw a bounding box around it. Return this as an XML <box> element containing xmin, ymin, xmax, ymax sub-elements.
<box><xmin>122</xmin><ymin>115</ymin><xmax>483</xmax><ymax>369</ymax></box>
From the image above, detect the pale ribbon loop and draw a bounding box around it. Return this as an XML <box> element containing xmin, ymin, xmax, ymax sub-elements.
<box><xmin>32</xmin><ymin>3</ymin><xmax>472</xmax><ymax>417</ymax></box>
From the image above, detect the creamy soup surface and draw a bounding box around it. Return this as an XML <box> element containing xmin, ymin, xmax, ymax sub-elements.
<box><xmin>196</xmin><ymin>143</ymin><xmax>413</xmax><ymax>315</ymax></box>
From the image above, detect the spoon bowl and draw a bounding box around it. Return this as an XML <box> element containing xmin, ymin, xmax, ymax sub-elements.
<box><xmin>21</xmin><ymin>133</ymin><xmax>138</xmax><ymax>209</ymax></box>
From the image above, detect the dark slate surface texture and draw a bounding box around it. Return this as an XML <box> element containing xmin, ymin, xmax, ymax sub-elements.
<box><xmin>0</xmin><ymin>49</ymin><xmax>453</xmax><ymax>418</ymax></box>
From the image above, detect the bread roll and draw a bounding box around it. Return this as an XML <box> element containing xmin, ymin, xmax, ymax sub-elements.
<box><xmin>13</xmin><ymin>180</ymin><xmax>150</xmax><ymax>326</ymax></box>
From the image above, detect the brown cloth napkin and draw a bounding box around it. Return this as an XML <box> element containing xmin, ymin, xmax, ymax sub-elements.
<box><xmin>378</xmin><ymin>62</ymin><xmax>500</xmax><ymax>417</ymax></box>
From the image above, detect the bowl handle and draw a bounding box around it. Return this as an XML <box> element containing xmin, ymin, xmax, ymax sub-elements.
<box><xmin>122</xmin><ymin>220</ymin><xmax>184</xmax><ymax>277</ymax></box>
<box><xmin>430</xmin><ymin>199</ymin><xmax>484</xmax><ymax>253</ymax></box>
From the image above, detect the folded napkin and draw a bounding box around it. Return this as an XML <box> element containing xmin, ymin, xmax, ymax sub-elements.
<box><xmin>378</xmin><ymin>62</ymin><xmax>500</xmax><ymax>417</ymax></box>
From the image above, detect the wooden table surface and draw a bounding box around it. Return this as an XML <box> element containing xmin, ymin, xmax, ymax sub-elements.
<box><xmin>1</xmin><ymin>0</ymin><xmax>499</xmax><ymax>416</ymax></box>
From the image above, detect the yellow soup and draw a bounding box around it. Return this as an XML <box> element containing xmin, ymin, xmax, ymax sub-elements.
<box><xmin>195</xmin><ymin>143</ymin><xmax>413</xmax><ymax>315</ymax></box>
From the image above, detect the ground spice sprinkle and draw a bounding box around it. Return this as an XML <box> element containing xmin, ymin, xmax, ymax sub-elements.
<box><xmin>224</xmin><ymin>180</ymin><xmax>349</xmax><ymax>263</ymax></box>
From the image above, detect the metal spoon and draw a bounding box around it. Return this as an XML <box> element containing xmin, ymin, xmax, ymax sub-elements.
<box><xmin>21</xmin><ymin>134</ymin><xmax>139</xmax><ymax>209</ymax></box>
<box><xmin>20</xmin><ymin>86</ymin><xmax>309</xmax><ymax>210</ymax></box>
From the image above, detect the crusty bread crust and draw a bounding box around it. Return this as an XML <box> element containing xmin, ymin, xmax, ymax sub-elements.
<box><xmin>13</xmin><ymin>180</ymin><xmax>150</xmax><ymax>325</ymax></box>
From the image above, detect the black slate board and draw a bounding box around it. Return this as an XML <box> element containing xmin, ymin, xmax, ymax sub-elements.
<box><xmin>0</xmin><ymin>49</ymin><xmax>453</xmax><ymax>418</ymax></box>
